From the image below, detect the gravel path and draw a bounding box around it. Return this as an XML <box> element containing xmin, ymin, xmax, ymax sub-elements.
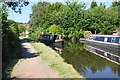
<box><xmin>11</xmin><ymin>38</ymin><xmax>60</xmax><ymax>78</ymax></box>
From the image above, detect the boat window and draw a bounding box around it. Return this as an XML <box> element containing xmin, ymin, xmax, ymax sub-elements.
<box><xmin>104</xmin><ymin>37</ymin><xmax>107</xmax><ymax>42</ymax></box>
<box><xmin>95</xmin><ymin>37</ymin><xmax>104</xmax><ymax>41</ymax></box>
<box><xmin>88</xmin><ymin>36</ymin><xmax>91</xmax><ymax>39</ymax></box>
<box><xmin>47</xmin><ymin>35</ymin><xmax>50</xmax><ymax>39</ymax></box>
<box><xmin>58</xmin><ymin>34</ymin><xmax>62</xmax><ymax>40</ymax></box>
<box><xmin>93</xmin><ymin>36</ymin><xmax>96</xmax><ymax>40</ymax></box>
<box><xmin>115</xmin><ymin>37</ymin><xmax>119</xmax><ymax>43</ymax></box>
<box><xmin>56</xmin><ymin>35</ymin><xmax>59</xmax><ymax>40</ymax></box>
<box><xmin>107</xmin><ymin>37</ymin><xmax>119</xmax><ymax>43</ymax></box>
<box><xmin>111</xmin><ymin>37</ymin><xmax>119</xmax><ymax>43</ymax></box>
<box><xmin>40</xmin><ymin>35</ymin><xmax>45</xmax><ymax>39</ymax></box>
<box><xmin>53</xmin><ymin>35</ymin><xmax>57</xmax><ymax>40</ymax></box>
<box><xmin>87</xmin><ymin>35</ymin><xmax>89</xmax><ymax>39</ymax></box>
<box><xmin>111</xmin><ymin>37</ymin><xmax>115</xmax><ymax>43</ymax></box>
<box><xmin>89</xmin><ymin>36</ymin><xmax>93</xmax><ymax>40</ymax></box>
<box><xmin>119</xmin><ymin>38</ymin><xmax>120</xmax><ymax>43</ymax></box>
<box><xmin>50</xmin><ymin>35</ymin><xmax>53</xmax><ymax>39</ymax></box>
<box><xmin>107</xmin><ymin>37</ymin><xmax>112</xmax><ymax>42</ymax></box>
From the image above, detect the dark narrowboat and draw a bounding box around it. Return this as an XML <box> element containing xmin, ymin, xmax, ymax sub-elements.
<box><xmin>38</xmin><ymin>33</ymin><xmax>64</xmax><ymax>45</ymax></box>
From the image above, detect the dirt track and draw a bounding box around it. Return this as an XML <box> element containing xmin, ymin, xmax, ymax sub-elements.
<box><xmin>11</xmin><ymin>38</ymin><xmax>60</xmax><ymax>78</ymax></box>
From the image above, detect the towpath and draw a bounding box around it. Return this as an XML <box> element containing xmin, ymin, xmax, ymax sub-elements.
<box><xmin>11</xmin><ymin>37</ymin><xmax>60</xmax><ymax>78</ymax></box>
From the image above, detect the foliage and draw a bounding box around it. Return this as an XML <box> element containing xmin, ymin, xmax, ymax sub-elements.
<box><xmin>90</xmin><ymin>0</ymin><xmax>98</xmax><ymax>8</ymax></box>
<box><xmin>2</xmin><ymin>4</ymin><xmax>21</xmax><ymax>78</ymax></box>
<box><xmin>84</xmin><ymin>31</ymin><xmax>92</xmax><ymax>38</ymax></box>
<box><xmin>50</xmin><ymin>1</ymin><xmax>86</xmax><ymax>39</ymax></box>
<box><xmin>28</xmin><ymin>1</ymin><xmax>49</xmax><ymax>38</ymax></box>
<box><xmin>4</xmin><ymin>1</ymin><xmax>29</xmax><ymax>14</ymax></box>
<box><xmin>83</xmin><ymin>6</ymin><xmax>119</xmax><ymax>34</ymax></box>
<box><xmin>117</xmin><ymin>31</ymin><xmax>120</xmax><ymax>35</ymax></box>
<box><xmin>18</xmin><ymin>24</ymin><xmax>21</xmax><ymax>29</ymax></box>
<box><xmin>30</xmin><ymin>32</ymin><xmax>38</xmax><ymax>41</ymax></box>
<box><xmin>71</xmin><ymin>37</ymin><xmax>76</xmax><ymax>43</ymax></box>
<box><xmin>112</xmin><ymin>0</ymin><xmax>120</xmax><ymax>7</ymax></box>
<box><xmin>29</xmin><ymin>1</ymin><xmax>119</xmax><ymax>40</ymax></box>
<box><xmin>47</xmin><ymin>24</ymin><xmax>62</xmax><ymax>34</ymax></box>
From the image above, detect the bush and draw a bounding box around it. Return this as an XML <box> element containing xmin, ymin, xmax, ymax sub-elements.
<box><xmin>84</xmin><ymin>31</ymin><xmax>92</xmax><ymax>38</ymax></box>
<box><xmin>47</xmin><ymin>24</ymin><xmax>62</xmax><ymax>34</ymax></box>
<box><xmin>30</xmin><ymin>32</ymin><xmax>38</xmax><ymax>41</ymax></box>
<box><xmin>71</xmin><ymin>37</ymin><xmax>76</xmax><ymax>43</ymax></box>
<box><xmin>117</xmin><ymin>31</ymin><xmax>120</xmax><ymax>35</ymax></box>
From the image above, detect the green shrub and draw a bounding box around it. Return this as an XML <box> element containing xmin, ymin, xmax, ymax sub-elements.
<box><xmin>30</xmin><ymin>32</ymin><xmax>38</xmax><ymax>41</ymax></box>
<box><xmin>117</xmin><ymin>31</ymin><xmax>120</xmax><ymax>35</ymax></box>
<box><xmin>47</xmin><ymin>24</ymin><xmax>62</xmax><ymax>34</ymax></box>
<box><xmin>84</xmin><ymin>31</ymin><xmax>92</xmax><ymax>38</ymax></box>
<box><xmin>71</xmin><ymin>37</ymin><xmax>76</xmax><ymax>43</ymax></box>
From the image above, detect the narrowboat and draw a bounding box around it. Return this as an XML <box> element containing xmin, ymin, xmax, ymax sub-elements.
<box><xmin>38</xmin><ymin>33</ymin><xmax>64</xmax><ymax>45</ymax></box>
<box><xmin>85</xmin><ymin>34</ymin><xmax>120</xmax><ymax>56</ymax></box>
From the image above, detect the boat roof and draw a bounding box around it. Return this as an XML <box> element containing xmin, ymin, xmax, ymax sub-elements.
<box><xmin>41</xmin><ymin>33</ymin><xmax>60</xmax><ymax>36</ymax></box>
<box><xmin>42</xmin><ymin>33</ymin><xmax>52</xmax><ymax>35</ymax></box>
<box><xmin>87</xmin><ymin>34</ymin><xmax>120</xmax><ymax>37</ymax></box>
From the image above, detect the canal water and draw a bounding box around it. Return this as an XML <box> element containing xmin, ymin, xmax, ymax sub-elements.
<box><xmin>42</xmin><ymin>40</ymin><xmax>120</xmax><ymax>78</ymax></box>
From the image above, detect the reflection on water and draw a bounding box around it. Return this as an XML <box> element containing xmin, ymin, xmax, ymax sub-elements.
<box><xmin>42</xmin><ymin>40</ymin><xmax>120</xmax><ymax>78</ymax></box>
<box><xmin>86</xmin><ymin>45</ymin><xmax>120</xmax><ymax>65</ymax></box>
<box><xmin>85</xmin><ymin>41</ymin><xmax>120</xmax><ymax>57</ymax></box>
<box><xmin>55</xmin><ymin>47</ymin><xmax>62</xmax><ymax>54</ymax></box>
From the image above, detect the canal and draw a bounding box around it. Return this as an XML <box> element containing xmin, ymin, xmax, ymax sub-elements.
<box><xmin>43</xmin><ymin>40</ymin><xmax>120</xmax><ymax>78</ymax></box>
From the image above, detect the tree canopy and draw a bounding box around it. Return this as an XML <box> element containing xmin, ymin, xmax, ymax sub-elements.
<box><xmin>28</xmin><ymin>1</ymin><xmax>120</xmax><ymax>40</ymax></box>
<box><xmin>90</xmin><ymin>1</ymin><xmax>98</xmax><ymax>8</ymax></box>
<box><xmin>3</xmin><ymin>1</ymin><xmax>29</xmax><ymax>14</ymax></box>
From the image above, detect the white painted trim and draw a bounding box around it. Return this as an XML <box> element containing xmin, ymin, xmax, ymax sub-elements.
<box><xmin>86</xmin><ymin>39</ymin><xmax>120</xmax><ymax>46</ymax></box>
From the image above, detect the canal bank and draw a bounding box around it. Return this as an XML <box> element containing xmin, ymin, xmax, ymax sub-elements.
<box><xmin>30</xmin><ymin>42</ymin><xmax>83</xmax><ymax>78</ymax></box>
<box><xmin>23</xmin><ymin>37</ymin><xmax>120</xmax><ymax>78</ymax></box>
<box><xmin>47</xmin><ymin>40</ymin><xmax>120</xmax><ymax>78</ymax></box>
<box><xmin>11</xmin><ymin>37</ymin><xmax>61</xmax><ymax>78</ymax></box>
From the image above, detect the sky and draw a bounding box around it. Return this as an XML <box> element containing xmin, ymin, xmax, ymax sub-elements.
<box><xmin>7</xmin><ymin>0</ymin><xmax>116</xmax><ymax>23</ymax></box>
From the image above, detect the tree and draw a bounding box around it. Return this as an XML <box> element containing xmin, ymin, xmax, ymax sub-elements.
<box><xmin>90</xmin><ymin>0</ymin><xmax>98</xmax><ymax>8</ymax></box>
<box><xmin>50</xmin><ymin>1</ymin><xmax>86</xmax><ymax>39</ymax></box>
<box><xmin>47</xmin><ymin>24</ymin><xmax>62</xmax><ymax>34</ymax></box>
<box><xmin>3</xmin><ymin>1</ymin><xmax>29</xmax><ymax>14</ymax></box>
<box><xmin>108</xmin><ymin>1</ymin><xmax>120</xmax><ymax>10</ymax></box>
<box><xmin>1</xmin><ymin>4</ymin><xmax>21</xmax><ymax>78</ymax></box>
<box><xmin>100</xmin><ymin>3</ymin><xmax>102</xmax><ymax>6</ymax></box>
<box><xmin>28</xmin><ymin>2</ymin><xmax>49</xmax><ymax>34</ymax></box>
<box><xmin>112</xmin><ymin>0</ymin><xmax>120</xmax><ymax>7</ymax></box>
<box><xmin>83</xmin><ymin>5</ymin><xmax>119</xmax><ymax>35</ymax></box>
<box><xmin>28</xmin><ymin>0</ymin><xmax>119</xmax><ymax>40</ymax></box>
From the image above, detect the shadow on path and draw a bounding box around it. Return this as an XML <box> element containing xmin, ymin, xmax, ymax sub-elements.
<box><xmin>20</xmin><ymin>47</ymin><xmax>39</xmax><ymax>59</ymax></box>
<box><xmin>19</xmin><ymin>38</ymin><xmax>39</xmax><ymax>59</ymax></box>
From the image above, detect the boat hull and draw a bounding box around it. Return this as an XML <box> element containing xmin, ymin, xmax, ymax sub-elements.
<box><xmin>39</xmin><ymin>39</ymin><xmax>64</xmax><ymax>45</ymax></box>
<box><xmin>85</xmin><ymin>39</ymin><xmax>120</xmax><ymax>57</ymax></box>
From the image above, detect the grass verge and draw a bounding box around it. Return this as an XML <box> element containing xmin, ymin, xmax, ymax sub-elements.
<box><xmin>30</xmin><ymin>42</ymin><xmax>83</xmax><ymax>78</ymax></box>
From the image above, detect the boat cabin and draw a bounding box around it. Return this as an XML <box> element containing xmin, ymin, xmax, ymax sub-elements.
<box><xmin>38</xmin><ymin>33</ymin><xmax>63</xmax><ymax>44</ymax></box>
<box><xmin>87</xmin><ymin>34</ymin><xmax>120</xmax><ymax>44</ymax></box>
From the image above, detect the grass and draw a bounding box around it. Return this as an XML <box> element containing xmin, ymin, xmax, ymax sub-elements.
<box><xmin>30</xmin><ymin>42</ymin><xmax>84</xmax><ymax>78</ymax></box>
